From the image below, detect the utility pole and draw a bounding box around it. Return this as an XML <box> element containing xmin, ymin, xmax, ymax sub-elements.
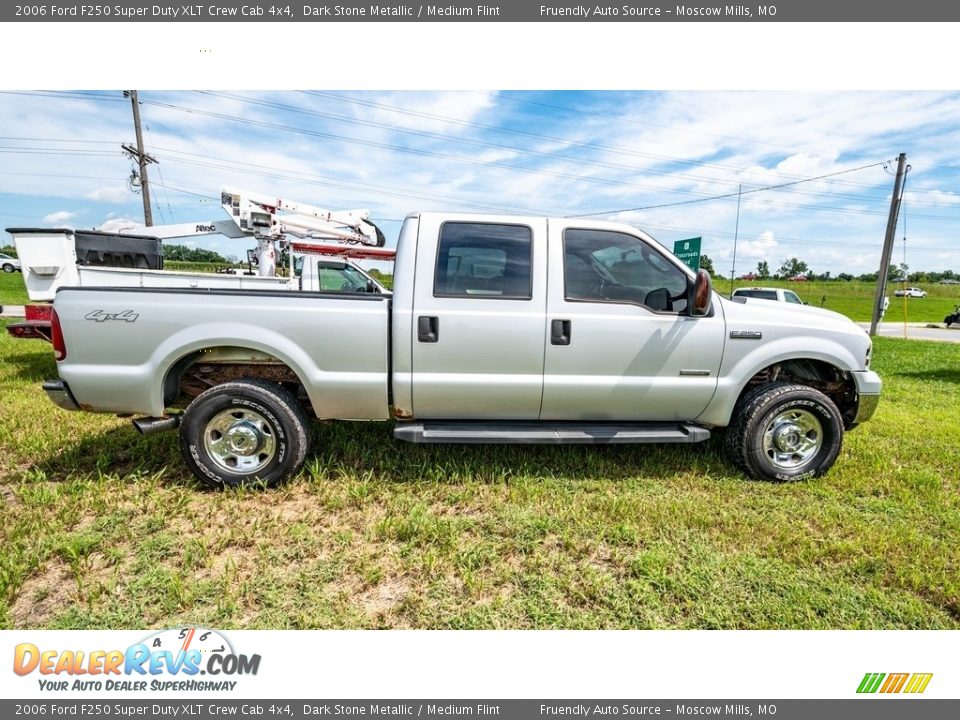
<box><xmin>122</xmin><ymin>90</ymin><xmax>157</xmax><ymax>227</ymax></box>
<box><xmin>869</xmin><ymin>153</ymin><xmax>908</xmax><ymax>337</ymax></box>
<box><xmin>729</xmin><ymin>183</ymin><xmax>742</xmax><ymax>298</ymax></box>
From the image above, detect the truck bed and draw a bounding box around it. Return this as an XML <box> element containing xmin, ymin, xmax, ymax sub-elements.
<box><xmin>53</xmin><ymin>286</ymin><xmax>391</xmax><ymax>420</ymax></box>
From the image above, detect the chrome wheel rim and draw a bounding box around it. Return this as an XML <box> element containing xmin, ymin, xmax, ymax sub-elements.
<box><xmin>762</xmin><ymin>408</ymin><xmax>823</xmax><ymax>471</ymax></box>
<box><xmin>203</xmin><ymin>408</ymin><xmax>276</xmax><ymax>474</ymax></box>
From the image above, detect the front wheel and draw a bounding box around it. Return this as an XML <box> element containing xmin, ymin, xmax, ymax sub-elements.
<box><xmin>725</xmin><ymin>383</ymin><xmax>844</xmax><ymax>481</ymax></box>
<box><xmin>179</xmin><ymin>379</ymin><xmax>311</xmax><ymax>489</ymax></box>
<box><xmin>1</xmin><ymin>263</ymin><xmax>14</xmax><ymax>273</ymax></box>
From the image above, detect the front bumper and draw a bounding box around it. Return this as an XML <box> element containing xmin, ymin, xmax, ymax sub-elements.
<box><xmin>43</xmin><ymin>379</ymin><xmax>81</xmax><ymax>411</ymax></box>
<box><xmin>851</xmin><ymin>370</ymin><xmax>882</xmax><ymax>424</ymax></box>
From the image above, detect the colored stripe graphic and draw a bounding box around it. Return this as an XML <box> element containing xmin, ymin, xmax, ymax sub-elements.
<box><xmin>857</xmin><ymin>673</ymin><xmax>885</xmax><ymax>693</ymax></box>
<box><xmin>880</xmin><ymin>673</ymin><xmax>909</xmax><ymax>693</ymax></box>
<box><xmin>857</xmin><ymin>672</ymin><xmax>932</xmax><ymax>694</ymax></box>
<box><xmin>904</xmin><ymin>673</ymin><xmax>934</xmax><ymax>694</ymax></box>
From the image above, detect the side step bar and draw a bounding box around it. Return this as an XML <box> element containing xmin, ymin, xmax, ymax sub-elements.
<box><xmin>393</xmin><ymin>421</ymin><xmax>710</xmax><ymax>445</ymax></box>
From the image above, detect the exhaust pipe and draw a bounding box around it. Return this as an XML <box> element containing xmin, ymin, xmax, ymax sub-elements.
<box><xmin>132</xmin><ymin>415</ymin><xmax>181</xmax><ymax>436</ymax></box>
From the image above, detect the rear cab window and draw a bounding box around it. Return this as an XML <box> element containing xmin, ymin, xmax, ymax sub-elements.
<box><xmin>736</xmin><ymin>290</ymin><xmax>778</xmax><ymax>301</ymax></box>
<box><xmin>434</xmin><ymin>222</ymin><xmax>532</xmax><ymax>299</ymax></box>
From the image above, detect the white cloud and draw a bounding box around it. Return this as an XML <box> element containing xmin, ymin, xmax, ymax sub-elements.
<box><xmin>96</xmin><ymin>217</ymin><xmax>138</xmax><ymax>233</ymax></box>
<box><xmin>736</xmin><ymin>230</ymin><xmax>779</xmax><ymax>259</ymax></box>
<box><xmin>42</xmin><ymin>210</ymin><xmax>76</xmax><ymax>223</ymax></box>
<box><xmin>86</xmin><ymin>186</ymin><xmax>133</xmax><ymax>203</ymax></box>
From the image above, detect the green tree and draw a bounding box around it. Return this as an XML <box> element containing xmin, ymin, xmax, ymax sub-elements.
<box><xmin>0</xmin><ymin>245</ymin><xmax>17</xmax><ymax>257</ymax></box>
<box><xmin>777</xmin><ymin>257</ymin><xmax>809</xmax><ymax>279</ymax></box>
<box><xmin>889</xmin><ymin>263</ymin><xmax>908</xmax><ymax>282</ymax></box>
<box><xmin>756</xmin><ymin>260</ymin><xmax>770</xmax><ymax>279</ymax></box>
<box><xmin>699</xmin><ymin>254</ymin><xmax>716</xmax><ymax>276</ymax></box>
<box><xmin>162</xmin><ymin>244</ymin><xmax>228</xmax><ymax>263</ymax></box>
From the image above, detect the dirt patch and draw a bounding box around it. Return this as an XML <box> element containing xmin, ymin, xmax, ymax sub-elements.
<box><xmin>0</xmin><ymin>484</ymin><xmax>19</xmax><ymax>508</ymax></box>
<box><xmin>10</xmin><ymin>561</ymin><xmax>77</xmax><ymax>627</ymax></box>
<box><xmin>358</xmin><ymin>576</ymin><xmax>410</xmax><ymax>617</ymax></box>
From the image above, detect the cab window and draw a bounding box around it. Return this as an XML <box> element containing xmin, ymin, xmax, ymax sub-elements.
<box><xmin>563</xmin><ymin>228</ymin><xmax>689</xmax><ymax>313</ymax></box>
<box><xmin>317</xmin><ymin>262</ymin><xmax>372</xmax><ymax>293</ymax></box>
<box><xmin>784</xmin><ymin>291</ymin><xmax>803</xmax><ymax>304</ymax></box>
<box><xmin>434</xmin><ymin>222</ymin><xmax>532</xmax><ymax>299</ymax></box>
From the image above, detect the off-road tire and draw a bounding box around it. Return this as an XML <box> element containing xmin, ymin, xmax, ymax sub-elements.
<box><xmin>179</xmin><ymin>379</ymin><xmax>310</xmax><ymax>489</ymax></box>
<box><xmin>725</xmin><ymin>382</ymin><xmax>844</xmax><ymax>482</ymax></box>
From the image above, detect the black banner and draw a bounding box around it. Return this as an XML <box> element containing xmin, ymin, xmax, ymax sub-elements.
<box><xmin>3</xmin><ymin>700</ymin><xmax>959</xmax><ymax>720</ymax></box>
<box><xmin>6</xmin><ymin>0</ymin><xmax>960</xmax><ymax>22</ymax></box>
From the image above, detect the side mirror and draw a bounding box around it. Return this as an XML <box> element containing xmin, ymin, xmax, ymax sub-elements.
<box><xmin>690</xmin><ymin>269</ymin><xmax>713</xmax><ymax>317</ymax></box>
<box><xmin>366</xmin><ymin>280</ymin><xmax>378</xmax><ymax>293</ymax></box>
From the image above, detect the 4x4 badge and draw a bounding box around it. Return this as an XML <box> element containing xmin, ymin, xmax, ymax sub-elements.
<box><xmin>84</xmin><ymin>310</ymin><xmax>139</xmax><ymax>323</ymax></box>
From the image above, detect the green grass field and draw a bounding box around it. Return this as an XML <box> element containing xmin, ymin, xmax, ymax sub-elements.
<box><xmin>0</xmin><ymin>272</ymin><xmax>28</xmax><ymax>306</ymax></box>
<box><xmin>725</xmin><ymin>278</ymin><xmax>960</xmax><ymax>323</ymax></box>
<box><xmin>1</xmin><ymin>321</ymin><xmax>958</xmax><ymax>630</ymax></box>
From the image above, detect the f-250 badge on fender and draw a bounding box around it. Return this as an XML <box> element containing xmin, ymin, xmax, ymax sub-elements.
<box><xmin>84</xmin><ymin>310</ymin><xmax>139</xmax><ymax>323</ymax></box>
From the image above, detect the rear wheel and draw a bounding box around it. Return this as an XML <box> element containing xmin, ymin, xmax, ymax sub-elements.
<box><xmin>725</xmin><ymin>382</ymin><xmax>844</xmax><ymax>481</ymax></box>
<box><xmin>179</xmin><ymin>379</ymin><xmax>311</xmax><ymax>488</ymax></box>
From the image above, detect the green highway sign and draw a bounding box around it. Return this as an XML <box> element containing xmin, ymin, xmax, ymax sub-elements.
<box><xmin>673</xmin><ymin>237</ymin><xmax>701</xmax><ymax>272</ymax></box>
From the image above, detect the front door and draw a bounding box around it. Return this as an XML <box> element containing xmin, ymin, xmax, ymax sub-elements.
<box><xmin>540</xmin><ymin>222</ymin><xmax>725</xmax><ymax>421</ymax></box>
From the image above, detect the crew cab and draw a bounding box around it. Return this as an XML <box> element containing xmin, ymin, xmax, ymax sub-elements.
<box><xmin>43</xmin><ymin>213</ymin><xmax>881</xmax><ymax>486</ymax></box>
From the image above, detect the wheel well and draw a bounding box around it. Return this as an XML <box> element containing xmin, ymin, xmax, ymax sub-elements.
<box><xmin>741</xmin><ymin>359</ymin><xmax>858</xmax><ymax>427</ymax></box>
<box><xmin>163</xmin><ymin>346</ymin><xmax>308</xmax><ymax>409</ymax></box>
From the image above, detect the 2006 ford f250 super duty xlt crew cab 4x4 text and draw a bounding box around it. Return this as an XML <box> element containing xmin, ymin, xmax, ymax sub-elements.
<box><xmin>43</xmin><ymin>213</ymin><xmax>881</xmax><ymax>487</ymax></box>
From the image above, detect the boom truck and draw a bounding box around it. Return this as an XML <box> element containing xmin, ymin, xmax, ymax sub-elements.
<box><xmin>39</xmin><ymin>212</ymin><xmax>881</xmax><ymax>486</ymax></box>
<box><xmin>6</xmin><ymin>188</ymin><xmax>394</xmax><ymax>340</ymax></box>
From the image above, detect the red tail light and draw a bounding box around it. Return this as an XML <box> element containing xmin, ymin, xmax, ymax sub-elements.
<box><xmin>51</xmin><ymin>308</ymin><xmax>67</xmax><ymax>361</ymax></box>
<box><xmin>25</xmin><ymin>304</ymin><xmax>53</xmax><ymax>322</ymax></box>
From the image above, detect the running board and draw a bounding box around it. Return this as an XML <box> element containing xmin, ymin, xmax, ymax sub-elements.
<box><xmin>393</xmin><ymin>421</ymin><xmax>710</xmax><ymax>445</ymax></box>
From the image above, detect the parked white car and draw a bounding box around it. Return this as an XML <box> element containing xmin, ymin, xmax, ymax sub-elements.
<box><xmin>894</xmin><ymin>287</ymin><xmax>927</xmax><ymax>298</ymax></box>
<box><xmin>0</xmin><ymin>253</ymin><xmax>21</xmax><ymax>273</ymax></box>
<box><xmin>732</xmin><ymin>287</ymin><xmax>806</xmax><ymax>305</ymax></box>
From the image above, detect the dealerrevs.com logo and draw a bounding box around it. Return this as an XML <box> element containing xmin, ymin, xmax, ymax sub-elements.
<box><xmin>857</xmin><ymin>672</ymin><xmax>933</xmax><ymax>694</ymax></box>
<box><xmin>13</xmin><ymin>627</ymin><xmax>261</xmax><ymax>693</ymax></box>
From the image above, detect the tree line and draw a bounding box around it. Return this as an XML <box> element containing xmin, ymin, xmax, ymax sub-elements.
<box><xmin>699</xmin><ymin>254</ymin><xmax>959</xmax><ymax>283</ymax></box>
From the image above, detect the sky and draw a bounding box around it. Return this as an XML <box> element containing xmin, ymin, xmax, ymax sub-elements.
<box><xmin>1</xmin><ymin>89</ymin><xmax>960</xmax><ymax>275</ymax></box>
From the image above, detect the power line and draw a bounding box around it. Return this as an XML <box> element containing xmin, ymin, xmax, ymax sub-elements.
<box><xmin>574</xmin><ymin>161</ymin><xmax>890</xmax><ymax>216</ymax></box>
<box><xmin>145</xmin><ymin>122</ymin><xmax>176</xmax><ymax>224</ymax></box>
<box><xmin>0</xmin><ymin>90</ymin><xmax>125</xmax><ymax>103</ymax></box>
<box><xmin>5</xmin><ymin>89</ymin><xmax>958</xmax><ymax>199</ymax></box>
<box><xmin>307</xmin><ymin>90</ymin><xmax>868</xmax><ymax>187</ymax></box>
<box><xmin>217</xmin><ymin>90</ymin><xmax>934</xmax><ymax>208</ymax></box>
<box><xmin>141</xmin><ymin>98</ymin><xmax>917</xmax><ymax>217</ymax></box>
<box><xmin>4</xmin><ymin>91</ymin><xmax>958</xmax><ymax>208</ymax></box>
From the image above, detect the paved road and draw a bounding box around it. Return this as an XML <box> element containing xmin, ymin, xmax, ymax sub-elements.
<box><xmin>857</xmin><ymin>322</ymin><xmax>960</xmax><ymax>344</ymax></box>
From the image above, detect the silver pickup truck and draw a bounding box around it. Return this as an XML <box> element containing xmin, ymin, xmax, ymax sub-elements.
<box><xmin>43</xmin><ymin>212</ymin><xmax>881</xmax><ymax>487</ymax></box>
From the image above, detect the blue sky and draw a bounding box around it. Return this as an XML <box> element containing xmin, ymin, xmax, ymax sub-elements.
<box><xmin>1</xmin><ymin>90</ymin><xmax>960</xmax><ymax>274</ymax></box>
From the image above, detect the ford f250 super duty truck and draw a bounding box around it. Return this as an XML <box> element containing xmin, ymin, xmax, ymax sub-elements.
<box><xmin>42</xmin><ymin>213</ymin><xmax>881</xmax><ymax>487</ymax></box>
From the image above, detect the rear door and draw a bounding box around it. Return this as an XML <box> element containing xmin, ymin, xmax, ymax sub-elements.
<box><xmin>410</xmin><ymin>215</ymin><xmax>547</xmax><ymax>419</ymax></box>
